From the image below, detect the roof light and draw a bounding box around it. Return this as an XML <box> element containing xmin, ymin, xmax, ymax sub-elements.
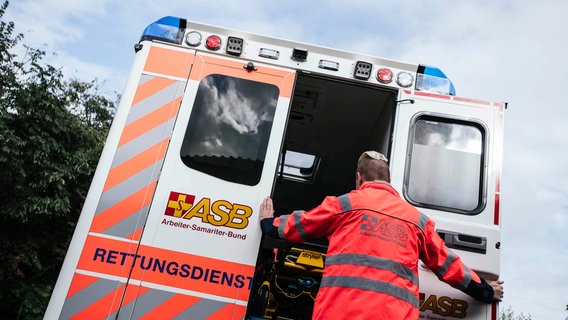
<box><xmin>185</xmin><ymin>31</ymin><xmax>202</xmax><ymax>46</ymax></box>
<box><xmin>376</xmin><ymin>68</ymin><xmax>393</xmax><ymax>84</ymax></box>
<box><xmin>292</xmin><ymin>47</ymin><xmax>308</xmax><ymax>61</ymax></box>
<box><xmin>259</xmin><ymin>48</ymin><xmax>280</xmax><ymax>60</ymax></box>
<box><xmin>140</xmin><ymin>16</ymin><xmax>186</xmax><ymax>44</ymax></box>
<box><xmin>416</xmin><ymin>65</ymin><xmax>456</xmax><ymax>95</ymax></box>
<box><xmin>396</xmin><ymin>72</ymin><xmax>414</xmax><ymax>88</ymax></box>
<box><xmin>319</xmin><ymin>59</ymin><xmax>339</xmax><ymax>71</ymax></box>
<box><xmin>354</xmin><ymin>61</ymin><xmax>372</xmax><ymax>80</ymax></box>
<box><xmin>205</xmin><ymin>35</ymin><xmax>222</xmax><ymax>50</ymax></box>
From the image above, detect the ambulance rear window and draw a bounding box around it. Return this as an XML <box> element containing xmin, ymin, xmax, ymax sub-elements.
<box><xmin>404</xmin><ymin>115</ymin><xmax>486</xmax><ymax>214</ymax></box>
<box><xmin>180</xmin><ymin>74</ymin><xmax>279</xmax><ymax>186</ymax></box>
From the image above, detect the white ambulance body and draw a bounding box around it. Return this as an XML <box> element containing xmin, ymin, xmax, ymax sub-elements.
<box><xmin>45</xmin><ymin>16</ymin><xmax>505</xmax><ymax>320</ymax></box>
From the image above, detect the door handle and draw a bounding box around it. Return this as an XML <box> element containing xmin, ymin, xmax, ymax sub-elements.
<box><xmin>437</xmin><ymin>230</ymin><xmax>487</xmax><ymax>254</ymax></box>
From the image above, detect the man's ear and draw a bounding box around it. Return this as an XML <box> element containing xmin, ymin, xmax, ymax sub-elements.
<box><xmin>355</xmin><ymin>172</ymin><xmax>363</xmax><ymax>188</ymax></box>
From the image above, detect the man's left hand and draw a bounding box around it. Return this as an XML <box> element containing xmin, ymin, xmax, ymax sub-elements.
<box><xmin>259</xmin><ymin>196</ymin><xmax>275</xmax><ymax>220</ymax></box>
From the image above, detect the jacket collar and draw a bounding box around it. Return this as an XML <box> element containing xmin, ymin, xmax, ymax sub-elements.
<box><xmin>359</xmin><ymin>180</ymin><xmax>400</xmax><ymax>197</ymax></box>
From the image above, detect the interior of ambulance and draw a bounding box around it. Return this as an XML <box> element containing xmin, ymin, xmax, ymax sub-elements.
<box><xmin>247</xmin><ymin>73</ymin><xmax>398</xmax><ymax>320</ymax></box>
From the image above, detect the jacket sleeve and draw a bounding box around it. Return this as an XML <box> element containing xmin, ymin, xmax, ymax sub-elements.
<box><xmin>273</xmin><ymin>196</ymin><xmax>342</xmax><ymax>242</ymax></box>
<box><xmin>260</xmin><ymin>217</ymin><xmax>279</xmax><ymax>238</ymax></box>
<box><xmin>419</xmin><ymin>216</ymin><xmax>494</xmax><ymax>303</ymax></box>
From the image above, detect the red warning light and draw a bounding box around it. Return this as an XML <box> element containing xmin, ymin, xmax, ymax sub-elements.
<box><xmin>377</xmin><ymin>68</ymin><xmax>393</xmax><ymax>84</ymax></box>
<box><xmin>205</xmin><ymin>35</ymin><xmax>222</xmax><ymax>51</ymax></box>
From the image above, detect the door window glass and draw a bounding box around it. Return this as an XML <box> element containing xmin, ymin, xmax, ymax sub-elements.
<box><xmin>405</xmin><ymin>116</ymin><xmax>486</xmax><ymax>214</ymax></box>
<box><xmin>180</xmin><ymin>74</ymin><xmax>279</xmax><ymax>186</ymax></box>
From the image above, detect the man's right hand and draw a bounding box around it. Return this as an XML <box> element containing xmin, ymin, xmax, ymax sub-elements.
<box><xmin>488</xmin><ymin>280</ymin><xmax>504</xmax><ymax>302</ymax></box>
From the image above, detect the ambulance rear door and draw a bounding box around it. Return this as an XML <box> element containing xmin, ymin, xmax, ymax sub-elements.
<box><xmin>116</xmin><ymin>52</ymin><xmax>295</xmax><ymax>319</ymax></box>
<box><xmin>389</xmin><ymin>90</ymin><xmax>505</xmax><ymax>320</ymax></box>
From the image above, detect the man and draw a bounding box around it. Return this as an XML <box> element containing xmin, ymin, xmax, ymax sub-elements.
<box><xmin>259</xmin><ymin>151</ymin><xmax>504</xmax><ymax>319</ymax></box>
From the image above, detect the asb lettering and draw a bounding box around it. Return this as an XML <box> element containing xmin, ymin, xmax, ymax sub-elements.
<box><xmin>360</xmin><ymin>214</ymin><xmax>409</xmax><ymax>246</ymax></box>
<box><xmin>419</xmin><ymin>293</ymin><xmax>468</xmax><ymax>319</ymax></box>
<box><xmin>165</xmin><ymin>191</ymin><xmax>252</xmax><ymax>229</ymax></box>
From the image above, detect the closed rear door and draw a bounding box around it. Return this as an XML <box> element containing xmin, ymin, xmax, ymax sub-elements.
<box><xmin>390</xmin><ymin>90</ymin><xmax>505</xmax><ymax>320</ymax></box>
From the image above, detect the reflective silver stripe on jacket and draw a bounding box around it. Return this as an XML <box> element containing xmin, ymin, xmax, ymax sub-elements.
<box><xmin>433</xmin><ymin>249</ymin><xmax>466</xmax><ymax>284</ymax></box>
<box><xmin>434</xmin><ymin>249</ymin><xmax>457</xmax><ymax>279</ymax></box>
<box><xmin>277</xmin><ymin>214</ymin><xmax>289</xmax><ymax>238</ymax></box>
<box><xmin>326</xmin><ymin>253</ymin><xmax>419</xmax><ymax>285</ymax></box>
<box><xmin>321</xmin><ymin>275</ymin><xmax>419</xmax><ymax>307</ymax></box>
<box><xmin>278</xmin><ymin>210</ymin><xmax>309</xmax><ymax>240</ymax></box>
<box><xmin>417</xmin><ymin>212</ymin><xmax>429</xmax><ymax>231</ymax></box>
<box><xmin>457</xmin><ymin>266</ymin><xmax>473</xmax><ymax>290</ymax></box>
<box><xmin>338</xmin><ymin>194</ymin><xmax>352</xmax><ymax>212</ymax></box>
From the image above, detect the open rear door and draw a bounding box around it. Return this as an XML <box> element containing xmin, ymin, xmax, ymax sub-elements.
<box><xmin>123</xmin><ymin>53</ymin><xmax>294</xmax><ymax>319</ymax></box>
<box><xmin>390</xmin><ymin>90</ymin><xmax>504</xmax><ymax>320</ymax></box>
<box><xmin>68</xmin><ymin>50</ymin><xmax>296</xmax><ymax>319</ymax></box>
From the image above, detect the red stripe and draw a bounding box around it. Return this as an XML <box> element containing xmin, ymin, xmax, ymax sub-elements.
<box><xmin>494</xmin><ymin>193</ymin><xmax>500</xmax><ymax>225</ymax></box>
<box><xmin>453</xmin><ymin>96</ymin><xmax>491</xmax><ymax>105</ymax></box>
<box><xmin>492</xmin><ymin>303</ymin><xmax>498</xmax><ymax>320</ymax></box>
<box><xmin>414</xmin><ymin>91</ymin><xmax>451</xmax><ymax>99</ymax></box>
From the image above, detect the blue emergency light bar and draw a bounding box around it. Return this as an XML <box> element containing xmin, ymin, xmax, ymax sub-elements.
<box><xmin>140</xmin><ymin>16</ymin><xmax>186</xmax><ymax>44</ymax></box>
<box><xmin>416</xmin><ymin>65</ymin><xmax>456</xmax><ymax>96</ymax></box>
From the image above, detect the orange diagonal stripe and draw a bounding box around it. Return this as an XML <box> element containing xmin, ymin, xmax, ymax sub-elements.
<box><xmin>104</xmin><ymin>139</ymin><xmax>168</xmax><ymax>192</ymax></box>
<box><xmin>206</xmin><ymin>303</ymin><xmax>247</xmax><ymax>320</ymax></box>
<box><xmin>69</xmin><ymin>283</ymin><xmax>127</xmax><ymax>320</ymax></box>
<box><xmin>126</xmin><ymin>227</ymin><xmax>143</xmax><ymax>242</ymax></box>
<box><xmin>90</xmin><ymin>182</ymin><xmax>157</xmax><ymax>233</ymax></box>
<box><xmin>144</xmin><ymin>46</ymin><xmax>193</xmax><ymax>79</ymax></box>
<box><xmin>132</xmin><ymin>77</ymin><xmax>176</xmax><ymax>106</ymax></box>
<box><xmin>139</xmin><ymin>294</ymin><xmax>201</xmax><ymax>320</ymax></box>
<box><xmin>118</xmin><ymin>96</ymin><xmax>181</xmax><ymax>147</ymax></box>
<box><xmin>66</xmin><ymin>273</ymin><xmax>99</xmax><ymax>298</ymax></box>
<box><xmin>122</xmin><ymin>284</ymin><xmax>151</xmax><ymax>309</ymax></box>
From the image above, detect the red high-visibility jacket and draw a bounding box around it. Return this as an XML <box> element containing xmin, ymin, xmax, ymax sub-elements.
<box><xmin>273</xmin><ymin>181</ymin><xmax>483</xmax><ymax>320</ymax></box>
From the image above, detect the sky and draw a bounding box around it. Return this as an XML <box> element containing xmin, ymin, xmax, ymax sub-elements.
<box><xmin>5</xmin><ymin>0</ymin><xmax>568</xmax><ymax>319</ymax></box>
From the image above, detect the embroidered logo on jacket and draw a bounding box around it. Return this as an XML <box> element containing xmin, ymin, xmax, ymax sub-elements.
<box><xmin>360</xmin><ymin>214</ymin><xmax>409</xmax><ymax>247</ymax></box>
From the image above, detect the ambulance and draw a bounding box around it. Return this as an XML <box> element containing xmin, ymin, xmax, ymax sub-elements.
<box><xmin>45</xmin><ymin>16</ymin><xmax>505</xmax><ymax>320</ymax></box>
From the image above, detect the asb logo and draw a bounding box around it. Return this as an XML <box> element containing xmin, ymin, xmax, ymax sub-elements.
<box><xmin>164</xmin><ymin>191</ymin><xmax>252</xmax><ymax>230</ymax></box>
<box><xmin>419</xmin><ymin>293</ymin><xmax>468</xmax><ymax>319</ymax></box>
<box><xmin>360</xmin><ymin>214</ymin><xmax>409</xmax><ymax>247</ymax></box>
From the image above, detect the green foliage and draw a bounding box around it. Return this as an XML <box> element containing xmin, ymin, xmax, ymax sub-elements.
<box><xmin>499</xmin><ymin>306</ymin><xmax>532</xmax><ymax>320</ymax></box>
<box><xmin>0</xmin><ymin>1</ymin><xmax>116</xmax><ymax>318</ymax></box>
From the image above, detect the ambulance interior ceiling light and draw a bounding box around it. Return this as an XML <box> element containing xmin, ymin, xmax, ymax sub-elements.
<box><xmin>140</xmin><ymin>16</ymin><xmax>186</xmax><ymax>44</ymax></box>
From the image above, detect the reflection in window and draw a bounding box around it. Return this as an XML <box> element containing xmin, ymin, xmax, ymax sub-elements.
<box><xmin>180</xmin><ymin>74</ymin><xmax>279</xmax><ymax>186</ymax></box>
<box><xmin>405</xmin><ymin>116</ymin><xmax>485</xmax><ymax>214</ymax></box>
